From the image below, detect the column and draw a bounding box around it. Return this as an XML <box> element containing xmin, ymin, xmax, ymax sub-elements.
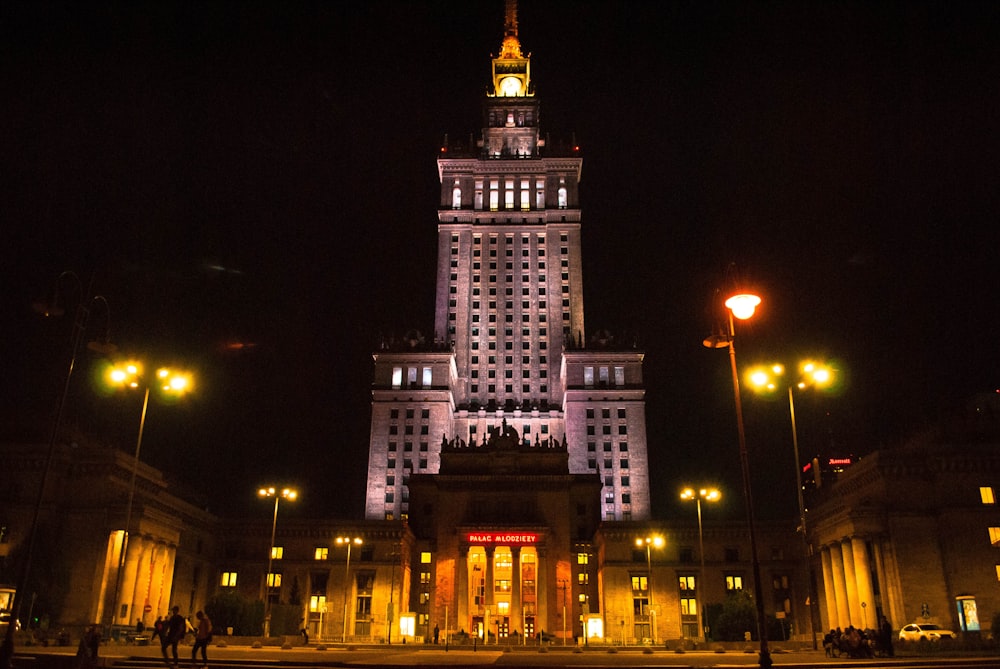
<box><xmin>820</xmin><ymin>546</ymin><xmax>838</xmax><ymax>632</ymax></box>
<box><xmin>511</xmin><ymin>547</ymin><xmax>522</xmax><ymax>636</ymax></box>
<box><xmin>535</xmin><ymin>547</ymin><xmax>547</xmax><ymax>634</ymax></box>
<box><xmin>828</xmin><ymin>542</ymin><xmax>850</xmax><ymax>629</ymax></box>
<box><xmin>850</xmin><ymin>537</ymin><xmax>876</xmax><ymax>629</ymax></box>
<box><xmin>485</xmin><ymin>547</ymin><xmax>495</xmax><ymax>609</ymax></box>
<box><xmin>118</xmin><ymin>535</ymin><xmax>142</xmax><ymax>625</ymax></box>
<box><xmin>456</xmin><ymin>546</ymin><xmax>469</xmax><ymax>632</ymax></box>
<box><xmin>841</xmin><ymin>538</ymin><xmax>862</xmax><ymax>626</ymax></box>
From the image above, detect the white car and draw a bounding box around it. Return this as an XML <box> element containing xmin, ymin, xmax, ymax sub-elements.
<box><xmin>898</xmin><ymin>623</ymin><xmax>955</xmax><ymax>641</ymax></box>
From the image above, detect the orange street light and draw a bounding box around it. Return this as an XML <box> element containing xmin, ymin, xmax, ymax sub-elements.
<box><xmin>747</xmin><ymin>360</ymin><xmax>837</xmax><ymax>649</ymax></box>
<box><xmin>259</xmin><ymin>486</ymin><xmax>297</xmax><ymax>637</ymax></box>
<box><xmin>703</xmin><ymin>289</ymin><xmax>771</xmax><ymax>669</ymax></box>
<box><xmin>105</xmin><ymin>362</ymin><xmax>192</xmax><ymax>631</ymax></box>
<box><xmin>336</xmin><ymin>536</ymin><xmax>363</xmax><ymax>642</ymax></box>
<box><xmin>681</xmin><ymin>487</ymin><xmax>721</xmax><ymax>643</ymax></box>
<box><xmin>634</xmin><ymin>535</ymin><xmax>664</xmax><ymax>644</ymax></box>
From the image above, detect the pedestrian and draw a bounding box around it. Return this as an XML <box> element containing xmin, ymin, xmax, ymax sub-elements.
<box><xmin>433</xmin><ymin>624</ymin><xmax>439</xmax><ymax>644</ymax></box>
<box><xmin>161</xmin><ymin>605</ymin><xmax>186</xmax><ymax>667</ymax></box>
<box><xmin>75</xmin><ymin>625</ymin><xmax>100</xmax><ymax>669</ymax></box>
<box><xmin>151</xmin><ymin>616</ymin><xmax>164</xmax><ymax>643</ymax></box>
<box><xmin>300</xmin><ymin>626</ymin><xmax>309</xmax><ymax>645</ymax></box>
<box><xmin>136</xmin><ymin>618</ymin><xmax>145</xmax><ymax>635</ymax></box>
<box><xmin>191</xmin><ymin>610</ymin><xmax>212</xmax><ymax>668</ymax></box>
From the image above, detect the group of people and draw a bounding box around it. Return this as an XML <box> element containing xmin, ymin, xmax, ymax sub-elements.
<box><xmin>150</xmin><ymin>605</ymin><xmax>213</xmax><ymax>667</ymax></box>
<box><xmin>823</xmin><ymin>617</ymin><xmax>894</xmax><ymax>659</ymax></box>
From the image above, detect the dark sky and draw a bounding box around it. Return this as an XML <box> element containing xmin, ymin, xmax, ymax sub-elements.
<box><xmin>2</xmin><ymin>1</ymin><xmax>999</xmax><ymax>523</ymax></box>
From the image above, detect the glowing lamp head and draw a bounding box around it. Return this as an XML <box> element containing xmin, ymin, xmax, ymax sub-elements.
<box><xmin>724</xmin><ymin>293</ymin><xmax>761</xmax><ymax>320</ymax></box>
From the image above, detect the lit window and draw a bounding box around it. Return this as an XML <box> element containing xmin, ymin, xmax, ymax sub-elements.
<box><xmin>681</xmin><ymin>598</ymin><xmax>697</xmax><ymax>616</ymax></box>
<box><xmin>421</xmin><ymin>552</ymin><xmax>432</xmax><ymax>564</ymax></box>
<box><xmin>631</xmin><ymin>575</ymin><xmax>648</xmax><ymax>592</ymax></box>
<box><xmin>309</xmin><ymin>595</ymin><xmax>327</xmax><ymax>612</ymax></box>
<box><xmin>220</xmin><ymin>572</ymin><xmax>237</xmax><ymax>587</ymax></box>
<box><xmin>578</xmin><ymin>573</ymin><xmax>589</xmax><ymax>585</ymax></box>
<box><xmin>314</xmin><ymin>547</ymin><xmax>329</xmax><ymax>560</ymax></box>
<box><xmin>981</xmin><ymin>487</ymin><xmax>996</xmax><ymax>504</ymax></box>
<box><xmin>679</xmin><ymin>576</ymin><xmax>695</xmax><ymax>590</ymax></box>
<box><xmin>267</xmin><ymin>572</ymin><xmax>282</xmax><ymax>588</ymax></box>
<box><xmin>271</xmin><ymin>546</ymin><xmax>283</xmax><ymax>560</ymax></box>
<box><xmin>577</xmin><ymin>553</ymin><xmax>589</xmax><ymax>565</ymax></box>
<box><xmin>420</xmin><ymin>571</ymin><xmax>431</xmax><ymax>585</ymax></box>
<box><xmin>726</xmin><ymin>575</ymin><xmax>743</xmax><ymax>591</ymax></box>
<box><xmin>989</xmin><ymin>527</ymin><xmax>1000</xmax><ymax>546</ymax></box>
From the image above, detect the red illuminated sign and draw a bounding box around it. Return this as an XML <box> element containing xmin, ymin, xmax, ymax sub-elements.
<box><xmin>465</xmin><ymin>532</ymin><xmax>539</xmax><ymax>545</ymax></box>
<box><xmin>828</xmin><ymin>458</ymin><xmax>853</xmax><ymax>466</ymax></box>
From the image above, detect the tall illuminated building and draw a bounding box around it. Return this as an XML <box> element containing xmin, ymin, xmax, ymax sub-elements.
<box><xmin>365</xmin><ymin>1</ymin><xmax>650</xmax><ymax>523</ymax></box>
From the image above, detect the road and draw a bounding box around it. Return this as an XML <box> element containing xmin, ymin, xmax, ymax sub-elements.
<box><xmin>11</xmin><ymin>639</ymin><xmax>1000</xmax><ymax>669</ymax></box>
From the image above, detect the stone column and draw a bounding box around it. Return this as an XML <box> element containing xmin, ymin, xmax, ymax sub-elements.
<box><xmin>840</xmin><ymin>538</ymin><xmax>862</xmax><ymax>626</ymax></box>
<box><xmin>485</xmin><ymin>547</ymin><xmax>495</xmax><ymax>609</ymax></box>
<box><xmin>851</xmin><ymin>537</ymin><xmax>876</xmax><ymax>629</ymax></box>
<box><xmin>820</xmin><ymin>546</ymin><xmax>838</xmax><ymax>632</ymax></box>
<box><xmin>828</xmin><ymin>541</ymin><xmax>850</xmax><ymax>629</ymax></box>
<box><xmin>511</xmin><ymin>547</ymin><xmax>522</xmax><ymax>636</ymax></box>
<box><xmin>536</xmin><ymin>547</ymin><xmax>547</xmax><ymax>634</ymax></box>
<box><xmin>456</xmin><ymin>545</ymin><xmax>469</xmax><ymax>633</ymax></box>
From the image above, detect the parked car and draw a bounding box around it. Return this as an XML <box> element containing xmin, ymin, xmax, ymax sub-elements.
<box><xmin>898</xmin><ymin>623</ymin><xmax>955</xmax><ymax>641</ymax></box>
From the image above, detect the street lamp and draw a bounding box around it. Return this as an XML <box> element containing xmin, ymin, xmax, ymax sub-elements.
<box><xmin>703</xmin><ymin>291</ymin><xmax>772</xmax><ymax>669</ymax></box>
<box><xmin>336</xmin><ymin>536</ymin><xmax>362</xmax><ymax>643</ymax></box>
<box><xmin>105</xmin><ymin>362</ymin><xmax>192</xmax><ymax>631</ymax></box>
<box><xmin>634</xmin><ymin>535</ymin><xmax>664</xmax><ymax>644</ymax></box>
<box><xmin>1</xmin><ymin>272</ymin><xmax>113</xmax><ymax>669</ymax></box>
<box><xmin>259</xmin><ymin>486</ymin><xmax>297</xmax><ymax>638</ymax></box>
<box><xmin>748</xmin><ymin>361</ymin><xmax>835</xmax><ymax>650</ymax></box>
<box><xmin>681</xmin><ymin>487</ymin><xmax>720</xmax><ymax>643</ymax></box>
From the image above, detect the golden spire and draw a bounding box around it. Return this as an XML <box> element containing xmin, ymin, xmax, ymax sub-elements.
<box><xmin>499</xmin><ymin>0</ymin><xmax>522</xmax><ymax>59</ymax></box>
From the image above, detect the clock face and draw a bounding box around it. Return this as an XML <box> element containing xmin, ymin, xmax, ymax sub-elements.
<box><xmin>500</xmin><ymin>76</ymin><xmax>522</xmax><ymax>96</ymax></box>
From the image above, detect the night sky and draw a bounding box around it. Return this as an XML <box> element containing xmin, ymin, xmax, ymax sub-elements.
<box><xmin>2</xmin><ymin>1</ymin><xmax>999</xmax><ymax>524</ymax></box>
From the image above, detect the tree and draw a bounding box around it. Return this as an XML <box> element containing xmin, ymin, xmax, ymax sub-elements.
<box><xmin>714</xmin><ymin>591</ymin><xmax>758</xmax><ymax>642</ymax></box>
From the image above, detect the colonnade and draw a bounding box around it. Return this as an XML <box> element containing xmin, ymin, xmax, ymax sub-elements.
<box><xmin>103</xmin><ymin>532</ymin><xmax>178</xmax><ymax>627</ymax></box>
<box><xmin>819</xmin><ymin>535</ymin><xmax>881</xmax><ymax>631</ymax></box>
<box><xmin>455</xmin><ymin>544</ymin><xmax>546</xmax><ymax>638</ymax></box>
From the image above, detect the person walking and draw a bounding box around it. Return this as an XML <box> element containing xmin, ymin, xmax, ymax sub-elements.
<box><xmin>191</xmin><ymin>610</ymin><xmax>212</xmax><ymax>668</ymax></box>
<box><xmin>161</xmin><ymin>605</ymin><xmax>186</xmax><ymax>667</ymax></box>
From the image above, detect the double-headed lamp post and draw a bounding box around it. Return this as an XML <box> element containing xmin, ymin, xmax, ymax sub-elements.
<box><xmin>336</xmin><ymin>536</ymin><xmax>362</xmax><ymax>643</ymax></box>
<box><xmin>105</xmin><ymin>362</ymin><xmax>192</xmax><ymax>630</ymax></box>
<box><xmin>703</xmin><ymin>292</ymin><xmax>772</xmax><ymax>669</ymax></box>
<box><xmin>680</xmin><ymin>487</ymin><xmax>720</xmax><ymax>643</ymax></box>
<box><xmin>259</xmin><ymin>486</ymin><xmax>297</xmax><ymax>638</ymax></box>
<box><xmin>748</xmin><ymin>361</ymin><xmax>834</xmax><ymax>649</ymax></box>
<box><xmin>635</xmin><ymin>535</ymin><xmax>664</xmax><ymax>644</ymax></box>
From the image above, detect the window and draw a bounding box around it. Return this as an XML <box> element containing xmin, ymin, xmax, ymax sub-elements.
<box><xmin>309</xmin><ymin>595</ymin><xmax>327</xmax><ymax>612</ymax></box>
<box><xmin>678</xmin><ymin>575</ymin><xmax>696</xmax><ymax>590</ymax></box>
<box><xmin>989</xmin><ymin>527</ymin><xmax>1000</xmax><ymax>546</ymax></box>
<box><xmin>982</xmin><ymin>487</ymin><xmax>996</xmax><ymax>504</ymax></box>
<box><xmin>220</xmin><ymin>572</ymin><xmax>237</xmax><ymax>587</ymax></box>
<box><xmin>577</xmin><ymin>553</ymin><xmax>589</xmax><ymax>565</ymax></box>
<box><xmin>726</xmin><ymin>575</ymin><xmax>744</xmax><ymax>591</ymax></box>
<box><xmin>314</xmin><ymin>547</ymin><xmax>329</xmax><ymax>560</ymax></box>
<box><xmin>681</xmin><ymin>598</ymin><xmax>697</xmax><ymax>616</ymax></box>
<box><xmin>578</xmin><ymin>573</ymin><xmax>589</xmax><ymax>585</ymax></box>
<box><xmin>631</xmin><ymin>575</ymin><xmax>648</xmax><ymax>592</ymax></box>
<box><xmin>270</xmin><ymin>546</ymin><xmax>283</xmax><ymax>560</ymax></box>
<box><xmin>420</xmin><ymin>571</ymin><xmax>431</xmax><ymax>585</ymax></box>
<box><xmin>267</xmin><ymin>572</ymin><xmax>282</xmax><ymax>588</ymax></box>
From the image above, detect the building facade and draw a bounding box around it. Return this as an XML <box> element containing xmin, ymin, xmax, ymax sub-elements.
<box><xmin>363</xmin><ymin>0</ymin><xmax>651</xmax><ymax>525</ymax></box>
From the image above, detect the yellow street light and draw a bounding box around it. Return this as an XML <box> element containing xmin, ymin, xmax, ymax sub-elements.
<box><xmin>259</xmin><ymin>486</ymin><xmax>297</xmax><ymax>637</ymax></box>
<box><xmin>703</xmin><ymin>288</ymin><xmax>772</xmax><ymax>669</ymax></box>
<box><xmin>105</xmin><ymin>361</ymin><xmax>192</xmax><ymax>631</ymax></box>
<box><xmin>634</xmin><ymin>535</ymin><xmax>664</xmax><ymax>644</ymax></box>
<box><xmin>747</xmin><ymin>360</ymin><xmax>838</xmax><ymax>649</ymax></box>
<box><xmin>681</xmin><ymin>487</ymin><xmax>721</xmax><ymax>643</ymax></box>
<box><xmin>336</xmin><ymin>536</ymin><xmax>363</xmax><ymax>642</ymax></box>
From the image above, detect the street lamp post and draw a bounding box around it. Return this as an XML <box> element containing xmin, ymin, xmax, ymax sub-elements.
<box><xmin>681</xmin><ymin>487</ymin><xmax>720</xmax><ymax>643</ymax></box>
<box><xmin>748</xmin><ymin>361</ymin><xmax>834</xmax><ymax>650</ymax></box>
<box><xmin>336</xmin><ymin>536</ymin><xmax>362</xmax><ymax>643</ymax></box>
<box><xmin>259</xmin><ymin>487</ymin><xmax>297</xmax><ymax>638</ymax></box>
<box><xmin>0</xmin><ymin>273</ymin><xmax>112</xmax><ymax>669</ymax></box>
<box><xmin>703</xmin><ymin>292</ymin><xmax>772</xmax><ymax>669</ymax></box>
<box><xmin>106</xmin><ymin>363</ymin><xmax>192</xmax><ymax>631</ymax></box>
<box><xmin>634</xmin><ymin>535</ymin><xmax>664</xmax><ymax>645</ymax></box>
